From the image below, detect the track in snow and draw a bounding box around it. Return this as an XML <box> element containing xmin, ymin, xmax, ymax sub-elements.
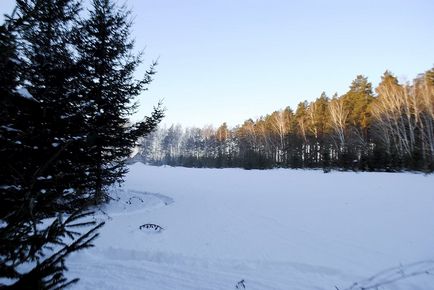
<box><xmin>67</xmin><ymin>164</ymin><xmax>434</xmax><ymax>290</ymax></box>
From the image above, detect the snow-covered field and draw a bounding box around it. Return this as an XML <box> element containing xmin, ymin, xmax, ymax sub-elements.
<box><xmin>68</xmin><ymin>163</ymin><xmax>434</xmax><ymax>290</ymax></box>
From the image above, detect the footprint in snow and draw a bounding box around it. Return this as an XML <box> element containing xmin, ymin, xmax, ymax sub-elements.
<box><xmin>235</xmin><ymin>279</ymin><xmax>246</xmax><ymax>289</ymax></box>
<box><xmin>139</xmin><ymin>223</ymin><xmax>164</xmax><ymax>233</ymax></box>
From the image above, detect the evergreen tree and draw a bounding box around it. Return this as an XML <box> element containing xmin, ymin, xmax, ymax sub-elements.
<box><xmin>341</xmin><ymin>75</ymin><xmax>374</xmax><ymax>169</ymax></box>
<box><xmin>0</xmin><ymin>8</ymin><xmax>104</xmax><ymax>289</ymax></box>
<box><xmin>14</xmin><ymin>0</ymin><xmax>92</xmax><ymax>211</ymax></box>
<box><xmin>74</xmin><ymin>0</ymin><xmax>164</xmax><ymax>202</ymax></box>
<box><xmin>342</xmin><ymin>75</ymin><xmax>374</xmax><ymax>130</ymax></box>
<box><xmin>1</xmin><ymin>0</ymin><xmax>164</xmax><ymax>286</ymax></box>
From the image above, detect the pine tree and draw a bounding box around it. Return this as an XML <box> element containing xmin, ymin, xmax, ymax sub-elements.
<box><xmin>342</xmin><ymin>75</ymin><xmax>374</xmax><ymax>131</ymax></box>
<box><xmin>340</xmin><ymin>75</ymin><xmax>374</xmax><ymax>169</ymax></box>
<box><xmin>74</xmin><ymin>0</ymin><xmax>164</xmax><ymax>202</ymax></box>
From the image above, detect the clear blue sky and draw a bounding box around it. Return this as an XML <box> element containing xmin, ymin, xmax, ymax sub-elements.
<box><xmin>1</xmin><ymin>0</ymin><xmax>433</xmax><ymax>128</ymax></box>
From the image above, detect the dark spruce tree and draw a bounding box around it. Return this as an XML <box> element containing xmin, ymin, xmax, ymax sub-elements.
<box><xmin>14</xmin><ymin>0</ymin><xmax>93</xmax><ymax>211</ymax></box>
<box><xmin>74</xmin><ymin>0</ymin><xmax>164</xmax><ymax>202</ymax></box>
<box><xmin>0</xmin><ymin>7</ymin><xmax>104</xmax><ymax>290</ymax></box>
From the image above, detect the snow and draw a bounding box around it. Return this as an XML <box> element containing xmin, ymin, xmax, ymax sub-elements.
<box><xmin>0</xmin><ymin>185</ymin><xmax>22</xmax><ymax>190</ymax></box>
<box><xmin>16</xmin><ymin>87</ymin><xmax>36</xmax><ymax>101</ymax></box>
<box><xmin>0</xmin><ymin>220</ymin><xmax>7</xmax><ymax>228</ymax></box>
<box><xmin>1</xmin><ymin>125</ymin><xmax>21</xmax><ymax>133</ymax></box>
<box><xmin>63</xmin><ymin>188</ymin><xmax>75</xmax><ymax>194</ymax></box>
<box><xmin>67</xmin><ymin>164</ymin><xmax>434</xmax><ymax>289</ymax></box>
<box><xmin>36</xmin><ymin>175</ymin><xmax>53</xmax><ymax>181</ymax></box>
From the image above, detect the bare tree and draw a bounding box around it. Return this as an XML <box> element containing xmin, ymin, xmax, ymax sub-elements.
<box><xmin>373</xmin><ymin>73</ymin><xmax>415</xmax><ymax>158</ymax></box>
<box><xmin>415</xmin><ymin>72</ymin><xmax>434</xmax><ymax>164</ymax></box>
<box><xmin>270</xmin><ymin>109</ymin><xmax>291</xmax><ymax>163</ymax></box>
<box><xmin>329</xmin><ymin>96</ymin><xmax>349</xmax><ymax>153</ymax></box>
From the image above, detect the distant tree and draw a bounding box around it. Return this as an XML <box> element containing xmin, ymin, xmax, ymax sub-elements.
<box><xmin>269</xmin><ymin>108</ymin><xmax>292</xmax><ymax>164</ymax></box>
<box><xmin>216</xmin><ymin>122</ymin><xmax>229</xmax><ymax>143</ymax></box>
<box><xmin>234</xmin><ymin>119</ymin><xmax>257</xmax><ymax>168</ymax></box>
<box><xmin>161</xmin><ymin>125</ymin><xmax>182</xmax><ymax>164</ymax></box>
<box><xmin>340</xmin><ymin>75</ymin><xmax>375</xmax><ymax>168</ymax></box>
<box><xmin>137</xmin><ymin>129</ymin><xmax>165</xmax><ymax>165</ymax></box>
<box><xmin>293</xmin><ymin>102</ymin><xmax>309</xmax><ymax>166</ymax></box>
<box><xmin>371</xmin><ymin>72</ymin><xmax>409</xmax><ymax>167</ymax></box>
<box><xmin>342</xmin><ymin>75</ymin><xmax>374</xmax><ymax>130</ymax></box>
<box><xmin>202</xmin><ymin>125</ymin><xmax>218</xmax><ymax>163</ymax></box>
<box><xmin>215</xmin><ymin>123</ymin><xmax>230</xmax><ymax>167</ymax></box>
<box><xmin>329</xmin><ymin>94</ymin><xmax>349</xmax><ymax>160</ymax></box>
<box><xmin>371</xmin><ymin>69</ymin><xmax>434</xmax><ymax>170</ymax></box>
<box><xmin>307</xmin><ymin>93</ymin><xmax>330</xmax><ymax>166</ymax></box>
<box><xmin>414</xmin><ymin>68</ymin><xmax>434</xmax><ymax>169</ymax></box>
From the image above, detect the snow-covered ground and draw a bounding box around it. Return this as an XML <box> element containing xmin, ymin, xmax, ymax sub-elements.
<box><xmin>68</xmin><ymin>163</ymin><xmax>434</xmax><ymax>290</ymax></box>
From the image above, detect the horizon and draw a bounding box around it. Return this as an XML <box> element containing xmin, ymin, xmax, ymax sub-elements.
<box><xmin>1</xmin><ymin>0</ymin><xmax>433</xmax><ymax>128</ymax></box>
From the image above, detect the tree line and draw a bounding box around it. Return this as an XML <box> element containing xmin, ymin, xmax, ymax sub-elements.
<box><xmin>1</xmin><ymin>0</ymin><xmax>163</xmax><ymax>288</ymax></box>
<box><xmin>137</xmin><ymin>70</ymin><xmax>433</xmax><ymax>172</ymax></box>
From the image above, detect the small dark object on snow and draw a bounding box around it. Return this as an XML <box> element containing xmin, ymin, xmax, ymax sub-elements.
<box><xmin>139</xmin><ymin>223</ymin><xmax>163</xmax><ymax>232</ymax></box>
<box><xmin>235</xmin><ymin>279</ymin><xmax>246</xmax><ymax>289</ymax></box>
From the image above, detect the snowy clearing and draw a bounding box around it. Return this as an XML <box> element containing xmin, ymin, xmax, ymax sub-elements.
<box><xmin>68</xmin><ymin>163</ymin><xmax>434</xmax><ymax>290</ymax></box>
